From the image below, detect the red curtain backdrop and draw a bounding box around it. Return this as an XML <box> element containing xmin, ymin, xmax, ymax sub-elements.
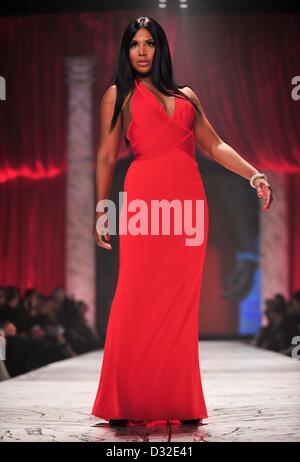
<box><xmin>0</xmin><ymin>12</ymin><xmax>299</xmax><ymax>294</ymax></box>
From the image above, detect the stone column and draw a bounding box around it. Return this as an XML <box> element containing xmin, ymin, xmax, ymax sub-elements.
<box><xmin>64</xmin><ymin>56</ymin><xmax>96</xmax><ymax>327</ymax></box>
<box><xmin>260</xmin><ymin>171</ymin><xmax>289</xmax><ymax>324</ymax></box>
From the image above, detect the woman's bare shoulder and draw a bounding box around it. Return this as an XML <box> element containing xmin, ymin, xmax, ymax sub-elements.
<box><xmin>179</xmin><ymin>86</ymin><xmax>199</xmax><ymax>102</ymax></box>
<box><xmin>102</xmin><ymin>85</ymin><xmax>117</xmax><ymax>104</ymax></box>
<box><xmin>179</xmin><ymin>86</ymin><xmax>205</xmax><ymax>115</ymax></box>
<box><xmin>102</xmin><ymin>84</ymin><xmax>132</xmax><ymax>111</ymax></box>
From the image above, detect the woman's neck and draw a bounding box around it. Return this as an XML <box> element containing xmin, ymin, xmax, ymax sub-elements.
<box><xmin>135</xmin><ymin>72</ymin><xmax>152</xmax><ymax>85</ymax></box>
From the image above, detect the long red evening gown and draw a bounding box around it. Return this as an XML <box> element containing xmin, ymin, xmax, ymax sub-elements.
<box><xmin>91</xmin><ymin>78</ymin><xmax>209</xmax><ymax>422</ymax></box>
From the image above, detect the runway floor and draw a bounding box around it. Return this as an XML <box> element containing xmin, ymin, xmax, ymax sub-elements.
<box><xmin>0</xmin><ymin>340</ymin><xmax>299</xmax><ymax>442</ymax></box>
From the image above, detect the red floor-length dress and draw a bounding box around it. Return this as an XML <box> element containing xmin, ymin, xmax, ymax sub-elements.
<box><xmin>91</xmin><ymin>78</ymin><xmax>209</xmax><ymax>421</ymax></box>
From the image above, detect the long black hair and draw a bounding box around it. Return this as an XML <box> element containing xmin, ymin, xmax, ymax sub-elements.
<box><xmin>106</xmin><ymin>16</ymin><xmax>203</xmax><ymax>147</ymax></box>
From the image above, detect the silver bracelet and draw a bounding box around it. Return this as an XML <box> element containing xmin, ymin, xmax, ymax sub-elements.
<box><xmin>249</xmin><ymin>172</ymin><xmax>267</xmax><ymax>188</ymax></box>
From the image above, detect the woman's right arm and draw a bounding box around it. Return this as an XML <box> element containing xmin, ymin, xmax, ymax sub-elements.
<box><xmin>93</xmin><ymin>85</ymin><xmax>122</xmax><ymax>250</ymax></box>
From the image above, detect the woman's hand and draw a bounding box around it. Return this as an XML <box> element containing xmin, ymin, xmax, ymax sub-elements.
<box><xmin>92</xmin><ymin>211</ymin><xmax>112</xmax><ymax>250</ymax></box>
<box><xmin>253</xmin><ymin>177</ymin><xmax>274</xmax><ymax>211</ymax></box>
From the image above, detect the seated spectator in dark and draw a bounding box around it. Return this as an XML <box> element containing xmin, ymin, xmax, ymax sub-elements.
<box><xmin>33</xmin><ymin>295</ymin><xmax>77</xmax><ymax>356</ymax></box>
<box><xmin>51</xmin><ymin>287</ymin><xmax>67</xmax><ymax>307</ymax></box>
<box><xmin>33</xmin><ymin>295</ymin><xmax>60</xmax><ymax>335</ymax></box>
<box><xmin>0</xmin><ymin>287</ymin><xmax>39</xmax><ymax>335</ymax></box>
<box><xmin>252</xmin><ymin>296</ymin><xmax>293</xmax><ymax>353</ymax></box>
<box><xmin>0</xmin><ymin>312</ymin><xmax>76</xmax><ymax>378</ymax></box>
<box><xmin>0</xmin><ymin>286</ymin><xmax>27</xmax><ymax>333</ymax></box>
<box><xmin>5</xmin><ymin>286</ymin><xmax>21</xmax><ymax>309</ymax></box>
<box><xmin>286</xmin><ymin>291</ymin><xmax>300</xmax><ymax>334</ymax></box>
<box><xmin>18</xmin><ymin>288</ymin><xmax>43</xmax><ymax>334</ymax></box>
<box><xmin>0</xmin><ymin>320</ymin><xmax>32</xmax><ymax>376</ymax></box>
<box><xmin>77</xmin><ymin>300</ymin><xmax>102</xmax><ymax>351</ymax></box>
<box><xmin>58</xmin><ymin>298</ymin><xmax>101</xmax><ymax>354</ymax></box>
<box><xmin>279</xmin><ymin>290</ymin><xmax>300</xmax><ymax>356</ymax></box>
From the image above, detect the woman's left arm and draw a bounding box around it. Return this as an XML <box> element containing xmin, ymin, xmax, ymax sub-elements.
<box><xmin>184</xmin><ymin>87</ymin><xmax>274</xmax><ymax>211</ymax></box>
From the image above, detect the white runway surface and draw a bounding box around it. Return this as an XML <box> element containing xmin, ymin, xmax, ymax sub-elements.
<box><xmin>0</xmin><ymin>341</ymin><xmax>299</xmax><ymax>442</ymax></box>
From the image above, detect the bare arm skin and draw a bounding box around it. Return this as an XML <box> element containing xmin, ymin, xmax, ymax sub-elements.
<box><xmin>182</xmin><ymin>87</ymin><xmax>274</xmax><ymax>211</ymax></box>
<box><xmin>93</xmin><ymin>85</ymin><xmax>122</xmax><ymax>250</ymax></box>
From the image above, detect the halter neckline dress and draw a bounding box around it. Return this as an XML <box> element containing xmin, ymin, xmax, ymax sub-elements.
<box><xmin>91</xmin><ymin>77</ymin><xmax>209</xmax><ymax>422</ymax></box>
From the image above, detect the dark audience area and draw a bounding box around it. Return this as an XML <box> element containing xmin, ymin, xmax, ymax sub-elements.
<box><xmin>1</xmin><ymin>286</ymin><xmax>299</xmax><ymax>381</ymax></box>
<box><xmin>0</xmin><ymin>286</ymin><xmax>101</xmax><ymax>380</ymax></box>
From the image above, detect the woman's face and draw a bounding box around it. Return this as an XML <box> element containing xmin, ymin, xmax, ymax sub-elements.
<box><xmin>129</xmin><ymin>28</ymin><xmax>155</xmax><ymax>74</ymax></box>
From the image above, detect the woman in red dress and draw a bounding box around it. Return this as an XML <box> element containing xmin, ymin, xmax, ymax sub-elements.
<box><xmin>91</xmin><ymin>16</ymin><xmax>273</xmax><ymax>427</ymax></box>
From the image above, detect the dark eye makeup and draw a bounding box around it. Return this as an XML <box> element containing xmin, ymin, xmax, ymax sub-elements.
<box><xmin>130</xmin><ymin>40</ymin><xmax>155</xmax><ymax>47</ymax></box>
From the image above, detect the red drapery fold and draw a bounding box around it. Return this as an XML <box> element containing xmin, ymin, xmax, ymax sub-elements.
<box><xmin>0</xmin><ymin>13</ymin><xmax>299</xmax><ymax>294</ymax></box>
